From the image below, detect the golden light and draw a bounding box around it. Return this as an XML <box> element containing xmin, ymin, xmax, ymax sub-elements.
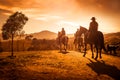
<box><xmin>0</xmin><ymin>0</ymin><xmax>120</xmax><ymax>34</ymax></box>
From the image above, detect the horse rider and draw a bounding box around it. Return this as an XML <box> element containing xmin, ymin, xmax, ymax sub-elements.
<box><xmin>61</xmin><ymin>28</ymin><xmax>66</xmax><ymax>37</ymax></box>
<box><xmin>75</xmin><ymin>29</ymin><xmax>79</xmax><ymax>38</ymax></box>
<box><xmin>74</xmin><ymin>29</ymin><xmax>79</xmax><ymax>44</ymax></box>
<box><xmin>88</xmin><ymin>17</ymin><xmax>98</xmax><ymax>42</ymax></box>
<box><xmin>89</xmin><ymin>17</ymin><xmax>98</xmax><ymax>32</ymax></box>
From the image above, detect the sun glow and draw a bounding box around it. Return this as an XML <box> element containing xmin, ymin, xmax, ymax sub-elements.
<box><xmin>0</xmin><ymin>0</ymin><xmax>120</xmax><ymax>34</ymax></box>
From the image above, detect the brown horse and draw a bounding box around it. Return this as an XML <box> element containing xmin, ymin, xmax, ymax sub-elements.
<box><xmin>74</xmin><ymin>35</ymin><xmax>83</xmax><ymax>52</ymax></box>
<box><xmin>79</xmin><ymin>26</ymin><xmax>106</xmax><ymax>60</ymax></box>
<box><xmin>56</xmin><ymin>32</ymin><xmax>69</xmax><ymax>52</ymax></box>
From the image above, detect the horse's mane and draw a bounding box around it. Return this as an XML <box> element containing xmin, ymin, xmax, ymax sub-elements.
<box><xmin>79</xmin><ymin>26</ymin><xmax>88</xmax><ymax>34</ymax></box>
<box><xmin>80</xmin><ymin>26</ymin><xmax>88</xmax><ymax>31</ymax></box>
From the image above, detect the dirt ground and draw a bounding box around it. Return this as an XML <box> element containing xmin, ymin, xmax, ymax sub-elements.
<box><xmin>0</xmin><ymin>50</ymin><xmax>120</xmax><ymax>80</ymax></box>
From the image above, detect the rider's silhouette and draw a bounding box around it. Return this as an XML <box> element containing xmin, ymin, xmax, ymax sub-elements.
<box><xmin>75</xmin><ymin>29</ymin><xmax>79</xmax><ymax>38</ymax></box>
<box><xmin>89</xmin><ymin>17</ymin><xmax>98</xmax><ymax>32</ymax></box>
<box><xmin>61</xmin><ymin>28</ymin><xmax>66</xmax><ymax>36</ymax></box>
<box><xmin>88</xmin><ymin>17</ymin><xmax>98</xmax><ymax>42</ymax></box>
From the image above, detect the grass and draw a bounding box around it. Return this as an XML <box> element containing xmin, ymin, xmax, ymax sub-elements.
<box><xmin>0</xmin><ymin>50</ymin><xmax>120</xmax><ymax>80</ymax></box>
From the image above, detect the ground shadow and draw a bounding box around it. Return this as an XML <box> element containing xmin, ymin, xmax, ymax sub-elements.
<box><xmin>58</xmin><ymin>50</ymin><xmax>69</xmax><ymax>54</ymax></box>
<box><xmin>86</xmin><ymin>58</ymin><xmax>120</xmax><ymax>80</ymax></box>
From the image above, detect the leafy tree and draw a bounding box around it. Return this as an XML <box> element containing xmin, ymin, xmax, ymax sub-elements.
<box><xmin>2</xmin><ymin>11</ymin><xmax>28</xmax><ymax>57</ymax></box>
<box><xmin>25</xmin><ymin>35</ymin><xmax>33</xmax><ymax>40</ymax></box>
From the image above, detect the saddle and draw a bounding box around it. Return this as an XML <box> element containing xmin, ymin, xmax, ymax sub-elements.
<box><xmin>87</xmin><ymin>31</ymin><xmax>98</xmax><ymax>44</ymax></box>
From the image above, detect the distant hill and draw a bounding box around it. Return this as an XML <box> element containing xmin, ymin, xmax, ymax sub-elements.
<box><xmin>104</xmin><ymin>32</ymin><xmax>120</xmax><ymax>37</ymax></box>
<box><xmin>28</xmin><ymin>30</ymin><xmax>74</xmax><ymax>40</ymax></box>
<box><xmin>30</xmin><ymin>30</ymin><xmax>57</xmax><ymax>39</ymax></box>
<box><xmin>104</xmin><ymin>32</ymin><xmax>120</xmax><ymax>45</ymax></box>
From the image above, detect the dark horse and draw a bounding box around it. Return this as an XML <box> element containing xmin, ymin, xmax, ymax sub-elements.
<box><xmin>74</xmin><ymin>35</ymin><xmax>83</xmax><ymax>52</ymax></box>
<box><xmin>56</xmin><ymin>32</ymin><xmax>69</xmax><ymax>52</ymax></box>
<box><xmin>79</xmin><ymin>26</ymin><xmax>106</xmax><ymax>60</ymax></box>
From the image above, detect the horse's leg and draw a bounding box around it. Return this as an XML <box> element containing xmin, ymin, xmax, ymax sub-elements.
<box><xmin>99</xmin><ymin>48</ymin><xmax>102</xmax><ymax>59</ymax></box>
<box><xmin>78</xmin><ymin>44</ymin><xmax>79</xmax><ymax>50</ymax></box>
<box><xmin>79</xmin><ymin>44</ymin><xmax>81</xmax><ymax>52</ymax></box>
<box><xmin>64</xmin><ymin>44</ymin><xmax>66</xmax><ymax>52</ymax></box>
<box><xmin>75</xmin><ymin>44</ymin><xmax>76</xmax><ymax>50</ymax></box>
<box><xmin>63</xmin><ymin>44</ymin><xmax>65</xmax><ymax>51</ymax></box>
<box><xmin>91</xmin><ymin>44</ymin><xmax>94</xmax><ymax>58</ymax></box>
<box><xmin>113</xmin><ymin>49</ymin><xmax>117</xmax><ymax>55</ymax></box>
<box><xmin>83</xmin><ymin>43</ymin><xmax>87</xmax><ymax>57</ymax></box>
<box><xmin>78</xmin><ymin>44</ymin><xmax>80</xmax><ymax>51</ymax></box>
<box><xmin>95</xmin><ymin>46</ymin><xmax>98</xmax><ymax>60</ymax></box>
<box><xmin>60</xmin><ymin>43</ymin><xmax>62</xmax><ymax>52</ymax></box>
<box><xmin>63</xmin><ymin>44</ymin><xmax>66</xmax><ymax>51</ymax></box>
<box><xmin>66</xmin><ymin>44</ymin><xmax>67</xmax><ymax>52</ymax></box>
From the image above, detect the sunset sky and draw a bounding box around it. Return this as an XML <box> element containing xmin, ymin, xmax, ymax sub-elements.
<box><xmin>0</xmin><ymin>0</ymin><xmax>120</xmax><ymax>34</ymax></box>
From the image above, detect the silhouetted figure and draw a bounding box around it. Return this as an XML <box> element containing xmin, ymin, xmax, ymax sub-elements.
<box><xmin>57</xmin><ymin>29</ymin><xmax>68</xmax><ymax>52</ymax></box>
<box><xmin>61</xmin><ymin>28</ymin><xmax>66</xmax><ymax>37</ymax></box>
<box><xmin>88</xmin><ymin>17</ymin><xmax>98</xmax><ymax>43</ymax></box>
<box><xmin>89</xmin><ymin>17</ymin><xmax>98</xmax><ymax>32</ymax></box>
<box><xmin>79</xmin><ymin>26</ymin><xmax>106</xmax><ymax>60</ymax></box>
<box><xmin>75</xmin><ymin>29</ymin><xmax>79</xmax><ymax>38</ymax></box>
<box><xmin>107</xmin><ymin>44</ymin><xmax>119</xmax><ymax>55</ymax></box>
<box><xmin>74</xmin><ymin>29</ymin><xmax>83</xmax><ymax>51</ymax></box>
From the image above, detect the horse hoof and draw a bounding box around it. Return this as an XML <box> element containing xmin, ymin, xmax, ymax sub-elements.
<box><xmin>100</xmin><ymin>56</ymin><xmax>102</xmax><ymax>59</ymax></box>
<box><xmin>83</xmin><ymin>55</ymin><xmax>85</xmax><ymax>57</ymax></box>
<box><xmin>92</xmin><ymin>56</ymin><xmax>94</xmax><ymax>58</ymax></box>
<box><xmin>95</xmin><ymin>58</ymin><xmax>97</xmax><ymax>60</ymax></box>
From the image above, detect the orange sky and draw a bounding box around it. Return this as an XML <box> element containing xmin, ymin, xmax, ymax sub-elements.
<box><xmin>0</xmin><ymin>0</ymin><xmax>120</xmax><ymax>34</ymax></box>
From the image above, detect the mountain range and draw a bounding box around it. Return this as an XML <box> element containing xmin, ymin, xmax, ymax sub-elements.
<box><xmin>28</xmin><ymin>30</ymin><xmax>74</xmax><ymax>39</ymax></box>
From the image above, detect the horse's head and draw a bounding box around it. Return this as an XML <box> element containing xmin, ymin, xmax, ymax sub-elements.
<box><xmin>58</xmin><ymin>31</ymin><xmax>61</xmax><ymax>38</ymax></box>
<box><xmin>79</xmin><ymin>26</ymin><xmax>88</xmax><ymax>35</ymax></box>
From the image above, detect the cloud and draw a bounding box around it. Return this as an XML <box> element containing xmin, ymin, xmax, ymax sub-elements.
<box><xmin>34</xmin><ymin>14</ymin><xmax>63</xmax><ymax>23</ymax></box>
<box><xmin>57</xmin><ymin>20</ymin><xmax>79</xmax><ymax>26</ymax></box>
<box><xmin>0</xmin><ymin>8</ymin><xmax>12</xmax><ymax>14</ymax></box>
<box><xmin>0</xmin><ymin>0</ymin><xmax>120</xmax><ymax>16</ymax></box>
<box><xmin>0</xmin><ymin>0</ymin><xmax>119</xmax><ymax>33</ymax></box>
<box><xmin>0</xmin><ymin>0</ymin><xmax>78</xmax><ymax>15</ymax></box>
<box><xmin>76</xmin><ymin>0</ymin><xmax>120</xmax><ymax>13</ymax></box>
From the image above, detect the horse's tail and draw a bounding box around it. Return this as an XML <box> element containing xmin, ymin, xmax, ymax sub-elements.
<box><xmin>98</xmin><ymin>31</ymin><xmax>107</xmax><ymax>52</ymax></box>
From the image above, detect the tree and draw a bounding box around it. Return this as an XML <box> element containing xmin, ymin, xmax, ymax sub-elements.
<box><xmin>2</xmin><ymin>11</ymin><xmax>28</xmax><ymax>57</ymax></box>
<box><xmin>25</xmin><ymin>35</ymin><xmax>33</xmax><ymax>40</ymax></box>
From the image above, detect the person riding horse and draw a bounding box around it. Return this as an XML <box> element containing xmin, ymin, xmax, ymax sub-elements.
<box><xmin>75</xmin><ymin>29</ymin><xmax>79</xmax><ymax>39</ymax></box>
<box><xmin>57</xmin><ymin>28</ymin><xmax>68</xmax><ymax>52</ymax></box>
<box><xmin>61</xmin><ymin>28</ymin><xmax>66</xmax><ymax>37</ymax></box>
<box><xmin>78</xmin><ymin>17</ymin><xmax>106</xmax><ymax>59</ymax></box>
<box><xmin>57</xmin><ymin>28</ymin><xmax>66</xmax><ymax>44</ymax></box>
<box><xmin>88</xmin><ymin>17</ymin><xmax>98</xmax><ymax>43</ymax></box>
<box><xmin>74</xmin><ymin>29</ymin><xmax>83</xmax><ymax>51</ymax></box>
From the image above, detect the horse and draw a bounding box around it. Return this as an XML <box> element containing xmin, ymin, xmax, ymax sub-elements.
<box><xmin>79</xmin><ymin>26</ymin><xmax>106</xmax><ymax>60</ymax></box>
<box><xmin>74</xmin><ymin>35</ymin><xmax>83</xmax><ymax>52</ymax></box>
<box><xmin>56</xmin><ymin>32</ymin><xmax>69</xmax><ymax>52</ymax></box>
<box><xmin>107</xmin><ymin>44</ymin><xmax>119</xmax><ymax>55</ymax></box>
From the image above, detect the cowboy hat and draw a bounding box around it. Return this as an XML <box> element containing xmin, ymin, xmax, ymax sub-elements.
<box><xmin>91</xmin><ymin>17</ymin><xmax>96</xmax><ymax>20</ymax></box>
